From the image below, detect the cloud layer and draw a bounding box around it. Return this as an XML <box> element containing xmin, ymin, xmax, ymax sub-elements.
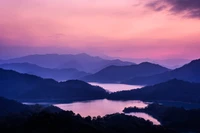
<box><xmin>146</xmin><ymin>0</ymin><xmax>200</xmax><ymax>18</ymax></box>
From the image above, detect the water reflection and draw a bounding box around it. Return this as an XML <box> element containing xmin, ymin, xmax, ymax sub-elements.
<box><xmin>55</xmin><ymin>99</ymin><xmax>147</xmax><ymax>117</ymax></box>
<box><xmin>126</xmin><ymin>113</ymin><xmax>161</xmax><ymax>125</ymax></box>
<box><xmin>55</xmin><ymin>99</ymin><xmax>160</xmax><ymax>125</ymax></box>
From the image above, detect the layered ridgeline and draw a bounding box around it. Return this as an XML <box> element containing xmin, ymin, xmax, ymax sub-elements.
<box><xmin>0</xmin><ymin>53</ymin><xmax>133</xmax><ymax>73</ymax></box>
<box><xmin>0</xmin><ymin>63</ymin><xmax>89</xmax><ymax>81</ymax></box>
<box><xmin>81</xmin><ymin>62</ymin><xmax>170</xmax><ymax>83</ymax></box>
<box><xmin>123</xmin><ymin>59</ymin><xmax>200</xmax><ymax>85</ymax></box>
<box><xmin>109</xmin><ymin>79</ymin><xmax>200</xmax><ymax>103</ymax></box>
<box><xmin>0</xmin><ymin>68</ymin><xmax>108</xmax><ymax>102</ymax></box>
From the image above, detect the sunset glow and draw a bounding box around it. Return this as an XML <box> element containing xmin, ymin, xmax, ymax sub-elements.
<box><xmin>0</xmin><ymin>0</ymin><xmax>200</xmax><ymax>59</ymax></box>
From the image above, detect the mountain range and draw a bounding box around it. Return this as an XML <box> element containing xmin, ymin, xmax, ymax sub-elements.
<box><xmin>105</xmin><ymin>56</ymin><xmax>191</xmax><ymax>69</ymax></box>
<box><xmin>81</xmin><ymin>62</ymin><xmax>170</xmax><ymax>83</ymax></box>
<box><xmin>0</xmin><ymin>53</ymin><xmax>134</xmax><ymax>73</ymax></box>
<box><xmin>109</xmin><ymin>79</ymin><xmax>200</xmax><ymax>103</ymax></box>
<box><xmin>0</xmin><ymin>63</ymin><xmax>89</xmax><ymax>81</ymax></box>
<box><xmin>131</xmin><ymin>58</ymin><xmax>190</xmax><ymax>69</ymax></box>
<box><xmin>1</xmin><ymin>66</ymin><xmax>200</xmax><ymax>104</ymax></box>
<box><xmin>0</xmin><ymin>68</ymin><xmax>108</xmax><ymax>102</ymax></box>
<box><xmin>123</xmin><ymin>59</ymin><xmax>200</xmax><ymax>85</ymax></box>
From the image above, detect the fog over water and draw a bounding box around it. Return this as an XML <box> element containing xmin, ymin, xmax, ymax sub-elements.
<box><xmin>89</xmin><ymin>82</ymin><xmax>143</xmax><ymax>92</ymax></box>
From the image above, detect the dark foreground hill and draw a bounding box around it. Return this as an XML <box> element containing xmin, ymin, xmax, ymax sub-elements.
<box><xmin>0</xmin><ymin>63</ymin><xmax>89</xmax><ymax>81</ymax></box>
<box><xmin>123</xmin><ymin>59</ymin><xmax>200</xmax><ymax>85</ymax></box>
<box><xmin>3</xmin><ymin>97</ymin><xmax>200</xmax><ymax>133</ymax></box>
<box><xmin>0</xmin><ymin>97</ymin><xmax>175</xmax><ymax>133</ymax></box>
<box><xmin>0</xmin><ymin>68</ymin><xmax>108</xmax><ymax>102</ymax></box>
<box><xmin>82</xmin><ymin>62</ymin><xmax>170</xmax><ymax>83</ymax></box>
<box><xmin>109</xmin><ymin>79</ymin><xmax>200</xmax><ymax>103</ymax></box>
<box><xmin>0</xmin><ymin>97</ymin><xmax>62</xmax><ymax>117</ymax></box>
<box><xmin>0</xmin><ymin>97</ymin><xmax>30</xmax><ymax>117</ymax></box>
<box><xmin>0</xmin><ymin>112</ymin><xmax>177</xmax><ymax>133</ymax></box>
<box><xmin>123</xmin><ymin>103</ymin><xmax>200</xmax><ymax>132</ymax></box>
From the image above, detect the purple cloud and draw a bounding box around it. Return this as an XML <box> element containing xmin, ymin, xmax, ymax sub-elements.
<box><xmin>146</xmin><ymin>0</ymin><xmax>200</xmax><ymax>18</ymax></box>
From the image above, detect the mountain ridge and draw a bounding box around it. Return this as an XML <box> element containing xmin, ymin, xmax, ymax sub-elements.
<box><xmin>0</xmin><ymin>62</ymin><xmax>90</xmax><ymax>81</ymax></box>
<box><xmin>81</xmin><ymin>62</ymin><xmax>170</xmax><ymax>83</ymax></box>
<box><xmin>123</xmin><ymin>58</ymin><xmax>200</xmax><ymax>85</ymax></box>
<box><xmin>0</xmin><ymin>68</ymin><xmax>108</xmax><ymax>102</ymax></box>
<box><xmin>0</xmin><ymin>53</ymin><xmax>134</xmax><ymax>73</ymax></box>
<box><xmin>109</xmin><ymin>79</ymin><xmax>200</xmax><ymax>103</ymax></box>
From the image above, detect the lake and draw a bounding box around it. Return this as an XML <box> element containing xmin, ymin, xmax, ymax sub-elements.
<box><xmin>55</xmin><ymin>99</ymin><xmax>160</xmax><ymax>125</ymax></box>
<box><xmin>55</xmin><ymin>81</ymin><xmax>158</xmax><ymax>125</ymax></box>
<box><xmin>24</xmin><ymin>83</ymin><xmax>160</xmax><ymax>125</ymax></box>
<box><xmin>89</xmin><ymin>82</ymin><xmax>143</xmax><ymax>92</ymax></box>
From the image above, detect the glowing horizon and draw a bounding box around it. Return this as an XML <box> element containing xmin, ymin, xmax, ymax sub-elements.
<box><xmin>0</xmin><ymin>0</ymin><xmax>200</xmax><ymax>59</ymax></box>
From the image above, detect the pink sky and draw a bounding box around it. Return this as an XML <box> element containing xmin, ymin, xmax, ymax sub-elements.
<box><xmin>0</xmin><ymin>0</ymin><xmax>200</xmax><ymax>59</ymax></box>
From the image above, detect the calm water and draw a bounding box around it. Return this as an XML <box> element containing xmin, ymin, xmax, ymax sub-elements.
<box><xmin>24</xmin><ymin>83</ymin><xmax>160</xmax><ymax>125</ymax></box>
<box><xmin>89</xmin><ymin>82</ymin><xmax>143</xmax><ymax>92</ymax></box>
<box><xmin>54</xmin><ymin>99</ymin><xmax>160</xmax><ymax>125</ymax></box>
<box><xmin>126</xmin><ymin>112</ymin><xmax>161</xmax><ymax>125</ymax></box>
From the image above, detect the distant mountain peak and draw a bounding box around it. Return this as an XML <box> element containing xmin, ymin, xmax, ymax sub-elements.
<box><xmin>188</xmin><ymin>58</ymin><xmax>200</xmax><ymax>64</ymax></box>
<box><xmin>123</xmin><ymin>58</ymin><xmax>200</xmax><ymax>85</ymax></box>
<box><xmin>76</xmin><ymin>53</ymin><xmax>90</xmax><ymax>56</ymax></box>
<box><xmin>82</xmin><ymin>61</ymin><xmax>169</xmax><ymax>83</ymax></box>
<box><xmin>139</xmin><ymin>62</ymin><xmax>154</xmax><ymax>66</ymax></box>
<box><xmin>138</xmin><ymin>62</ymin><xmax>170</xmax><ymax>70</ymax></box>
<box><xmin>179</xmin><ymin>58</ymin><xmax>200</xmax><ymax>69</ymax></box>
<box><xmin>138</xmin><ymin>62</ymin><xmax>163</xmax><ymax>67</ymax></box>
<box><xmin>159</xmin><ymin>78</ymin><xmax>189</xmax><ymax>85</ymax></box>
<box><xmin>62</xmin><ymin>79</ymin><xmax>88</xmax><ymax>84</ymax></box>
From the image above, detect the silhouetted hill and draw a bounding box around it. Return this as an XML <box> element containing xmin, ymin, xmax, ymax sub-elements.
<box><xmin>0</xmin><ymin>63</ymin><xmax>89</xmax><ymax>81</ymax></box>
<box><xmin>82</xmin><ymin>62</ymin><xmax>170</xmax><ymax>83</ymax></box>
<box><xmin>109</xmin><ymin>79</ymin><xmax>200</xmax><ymax>103</ymax></box>
<box><xmin>0</xmin><ymin>68</ymin><xmax>108</xmax><ymax>102</ymax></box>
<box><xmin>124</xmin><ymin>59</ymin><xmax>200</xmax><ymax>85</ymax></box>
<box><xmin>123</xmin><ymin>103</ymin><xmax>200</xmax><ymax>132</ymax></box>
<box><xmin>0</xmin><ymin>97</ymin><xmax>30</xmax><ymax>117</ymax></box>
<box><xmin>0</xmin><ymin>104</ymin><xmax>176</xmax><ymax>133</ymax></box>
<box><xmin>1</xmin><ymin>53</ymin><xmax>134</xmax><ymax>73</ymax></box>
<box><xmin>0</xmin><ymin>97</ymin><xmax>63</xmax><ymax>117</ymax></box>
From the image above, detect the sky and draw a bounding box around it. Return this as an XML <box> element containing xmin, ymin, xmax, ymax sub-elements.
<box><xmin>0</xmin><ymin>0</ymin><xmax>200</xmax><ymax>59</ymax></box>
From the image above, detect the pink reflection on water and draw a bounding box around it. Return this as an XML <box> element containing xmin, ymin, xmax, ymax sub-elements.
<box><xmin>126</xmin><ymin>113</ymin><xmax>161</xmax><ymax>125</ymax></box>
<box><xmin>55</xmin><ymin>99</ymin><xmax>147</xmax><ymax>117</ymax></box>
<box><xmin>55</xmin><ymin>99</ymin><xmax>160</xmax><ymax>125</ymax></box>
